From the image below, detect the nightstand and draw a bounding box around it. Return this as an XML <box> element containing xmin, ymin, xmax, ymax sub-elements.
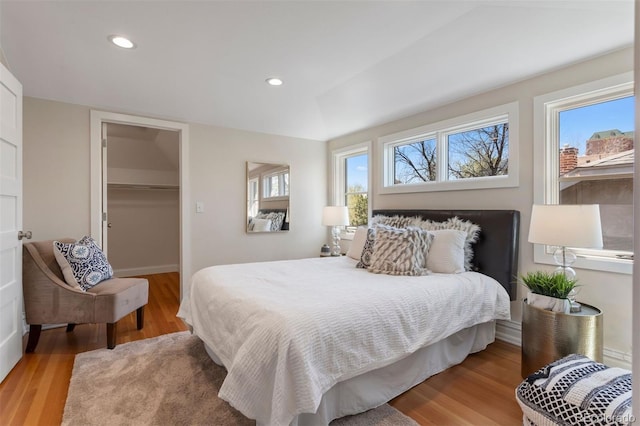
<box><xmin>521</xmin><ymin>300</ymin><xmax>603</xmax><ymax>378</ymax></box>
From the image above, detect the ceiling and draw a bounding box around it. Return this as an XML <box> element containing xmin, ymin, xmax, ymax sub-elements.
<box><xmin>0</xmin><ymin>1</ymin><xmax>634</xmax><ymax>142</ymax></box>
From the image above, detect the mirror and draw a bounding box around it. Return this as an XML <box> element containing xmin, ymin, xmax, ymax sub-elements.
<box><xmin>247</xmin><ymin>162</ymin><xmax>290</xmax><ymax>233</ymax></box>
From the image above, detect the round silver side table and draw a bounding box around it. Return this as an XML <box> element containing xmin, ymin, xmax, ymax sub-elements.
<box><xmin>521</xmin><ymin>300</ymin><xmax>603</xmax><ymax>378</ymax></box>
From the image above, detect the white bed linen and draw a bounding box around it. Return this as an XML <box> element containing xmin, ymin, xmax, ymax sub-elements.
<box><xmin>205</xmin><ymin>321</ymin><xmax>496</xmax><ymax>426</ymax></box>
<box><xmin>177</xmin><ymin>256</ymin><xmax>510</xmax><ymax>426</ymax></box>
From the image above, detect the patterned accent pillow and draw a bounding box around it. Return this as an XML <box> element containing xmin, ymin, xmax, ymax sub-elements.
<box><xmin>53</xmin><ymin>236</ymin><xmax>114</xmax><ymax>291</ymax></box>
<box><xmin>356</xmin><ymin>227</ymin><xmax>376</xmax><ymax>269</ymax></box>
<box><xmin>256</xmin><ymin>212</ymin><xmax>285</xmax><ymax>231</ymax></box>
<box><xmin>418</xmin><ymin>217</ymin><xmax>481</xmax><ymax>271</ymax></box>
<box><xmin>368</xmin><ymin>225</ymin><xmax>434</xmax><ymax>276</ymax></box>
<box><xmin>268</xmin><ymin>212</ymin><xmax>285</xmax><ymax>231</ymax></box>
<box><xmin>371</xmin><ymin>214</ymin><xmax>422</xmax><ymax>229</ymax></box>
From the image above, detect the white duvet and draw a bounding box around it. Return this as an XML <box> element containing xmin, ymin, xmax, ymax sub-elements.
<box><xmin>177</xmin><ymin>256</ymin><xmax>510</xmax><ymax>426</ymax></box>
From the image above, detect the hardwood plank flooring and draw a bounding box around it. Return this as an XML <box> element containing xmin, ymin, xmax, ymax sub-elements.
<box><xmin>0</xmin><ymin>272</ymin><xmax>524</xmax><ymax>425</ymax></box>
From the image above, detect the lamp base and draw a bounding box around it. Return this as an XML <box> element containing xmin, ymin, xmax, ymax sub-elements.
<box><xmin>330</xmin><ymin>226</ymin><xmax>341</xmax><ymax>256</ymax></box>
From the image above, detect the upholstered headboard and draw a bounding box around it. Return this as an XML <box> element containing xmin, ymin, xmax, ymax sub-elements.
<box><xmin>372</xmin><ymin>209</ymin><xmax>520</xmax><ymax>300</ymax></box>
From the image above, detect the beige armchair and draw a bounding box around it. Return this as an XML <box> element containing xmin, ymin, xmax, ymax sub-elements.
<box><xmin>22</xmin><ymin>239</ymin><xmax>149</xmax><ymax>352</ymax></box>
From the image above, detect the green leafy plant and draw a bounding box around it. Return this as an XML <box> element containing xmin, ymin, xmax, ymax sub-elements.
<box><xmin>521</xmin><ymin>271</ymin><xmax>578</xmax><ymax>299</ymax></box>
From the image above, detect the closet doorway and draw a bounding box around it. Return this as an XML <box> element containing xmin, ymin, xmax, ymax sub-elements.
<box><xmin>90</xmin><ymin>111</ymin><xmax>191</xmax><ymax>300</ymax></box>
<box><xmin>105</xmin><ymin>123</ymin><xmax>180</xmax><ymax>277</ymax></box>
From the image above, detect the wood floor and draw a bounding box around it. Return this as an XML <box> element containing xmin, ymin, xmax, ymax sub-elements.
<box><xmin>0</xmin><ymin>272</ymin><xmax>524</xmax><ymax>425</ymax></box>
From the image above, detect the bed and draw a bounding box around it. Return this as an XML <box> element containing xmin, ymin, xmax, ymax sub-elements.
<box><xmin>178</xmin><ymin>209</ymin><xmax>520</xmax><ymax>426</ymax></box>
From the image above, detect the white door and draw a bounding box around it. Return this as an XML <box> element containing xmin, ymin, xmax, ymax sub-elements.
<box><xmin>0</xmin><ymin>63</ymin><xmax>25</xmax><ymax>382</ymax></box>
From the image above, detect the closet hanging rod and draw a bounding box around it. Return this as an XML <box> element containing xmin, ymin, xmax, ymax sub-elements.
<box><xmin>107</xmin><ymin>183</ymin><xmax>179</xmax><ymax>191</ymax></box>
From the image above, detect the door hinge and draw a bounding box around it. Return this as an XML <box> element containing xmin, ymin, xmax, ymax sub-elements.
<box><xmin>102</xmin><ymin>212</ymin><xmax>107</xmax><ymax>221</ymax></box>
<box><xmin>102</xmin><ymin>139</ymin><xmax>107</xmax><ymax>148</ymax></box>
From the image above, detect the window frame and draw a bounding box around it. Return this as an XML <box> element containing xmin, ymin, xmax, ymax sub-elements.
<box><xmin>262</xmin><ymin>168</ymin><xmax>289</xmax><ymax>200</ymax></box>
<box><xmin>533</xmin><ymin>72</ymin><xmax>634</xmax><ymax>275</ymax></box>
<box><xmin>247</xmin><ymin>177</ymin><xmax>259</xmax><ymax>217</ymax></box>
<box><xmin>379</xmin><ymin>102</ymin><xmax>519</xmax><ymax>194</ymax></box>
<box><xmin>331</xmin><ymin>141</ymin><xmax>372</xmax><ymax>234</ymax></box>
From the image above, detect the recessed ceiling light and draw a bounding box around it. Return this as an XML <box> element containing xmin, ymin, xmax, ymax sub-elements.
<box><xmin>266</xmin><ymin>77</ymin><xmax>283</xmax><ymax>86</ymax></box>
<box><xmin>108</xmin><ymin>35</ymin><xmax>136</xmax><ymax>49</ymax></box>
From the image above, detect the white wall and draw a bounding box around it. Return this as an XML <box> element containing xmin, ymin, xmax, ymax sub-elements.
<box><xmin>23</xmin><ymin>97</ymin><xmax>328</xmax><ymax>283</ymax></box>
<box><xmin>328</xmin><ymin>47</ymin><xmax>634</xmax><ymax>365</ymax></box>
<box><xmin>188</xmin><ymin>122</ymin><xmax>327</xmax><ymax>272</ymax></box>
<box><xmin>107</xmin><ymin>187</ymin><xmax>179</xmax><ymax>275</ymax></box>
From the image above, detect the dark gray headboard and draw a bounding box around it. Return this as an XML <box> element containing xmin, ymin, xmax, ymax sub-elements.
<box><xmin>373</xmin><ymin>209</ymin><xmax>520</xmax><ymax>300</ymax></box>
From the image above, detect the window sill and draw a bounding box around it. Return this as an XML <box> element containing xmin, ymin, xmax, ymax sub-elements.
<box><xmin>379</xmin><ymin>174</ymin><xmax>518</xmax><ymax>194</ymax></box>
<box><xmin>533</xmin><ymin>245</ymin><xmax>632</xmax><ymax>275</ymax></box>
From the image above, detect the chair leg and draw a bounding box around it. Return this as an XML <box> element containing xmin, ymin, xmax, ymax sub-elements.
<box><xmin>136</xmin><ymin>306</ymin><xmax>145</xmax><ymax>330</ymax></box>
<box><xmin>26</xmin><ymin>324</ymin><xmax>42</xmax><ymax>353</ymax></box>
<box><xmin>107</xmin><ymin>323</ymin><xmax>117</xmax><ymax>349</ymax></box>
<box><xmin>66</xmin><ymin>323</ymin><xmax>76</xmax><ymax>332</ymax></box>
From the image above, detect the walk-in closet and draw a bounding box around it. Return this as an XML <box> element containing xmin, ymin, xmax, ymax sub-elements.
<box><xmin>105</xmin><ymin>123</ymin><xmax>180</xmax><ymax>276</ymax></box>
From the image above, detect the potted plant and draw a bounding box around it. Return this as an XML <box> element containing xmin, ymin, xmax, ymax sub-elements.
<box><xmin>521</xmin><ymin>271</ymin><xmax>578</xmax><ymax>313</ymax></box>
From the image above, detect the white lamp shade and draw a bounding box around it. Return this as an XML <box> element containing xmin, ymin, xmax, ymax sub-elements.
<box><xmin>528</xmin><ymin>204</ymin><xmax>603</xmax><ymax>248</ymax></box>
<box><xmin>322</xmin><ymin>206</ymin><xmax>349</xmax><ymax>226</ymax></box>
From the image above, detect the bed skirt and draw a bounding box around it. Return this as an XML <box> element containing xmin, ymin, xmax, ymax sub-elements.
<box><xmin>204</xmin><ymin>320</ymin><xmax>496</xmax><ymax>426</ymax></box>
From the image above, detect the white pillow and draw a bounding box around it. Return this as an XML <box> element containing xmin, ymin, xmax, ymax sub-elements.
<box><xmin>346</xmin><ymin>227</ymin><xmax>368</xmax><ymax>260</ymax></box>
<box><xmin>426</xmin><ymin>229</ymin><xmax>466</xmax><ymax>274</ymax></box>
<box><xmin>252</xmin><ymin>218</ymin><xmax>272</xmax><ymax>232</ymax></box>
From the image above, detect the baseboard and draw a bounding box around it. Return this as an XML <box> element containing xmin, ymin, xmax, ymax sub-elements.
<box><xmin>495</xmin><ymin>319</ymin><xmax>521</xmax><ymax>346</ymax></box>
<box><xmin>495</xmin><ymin>319</ymin><xmax>632</xmax><ymax>370</ymax></box>
<box><xmin>603</xmin><ymin>347</ymin><xmax>633</xmax><ymax>370</ymax></box>
<box><xmin>114</xmin><ymin>264</ymin><xmax>179</xmax><ymax>277</ymax></box>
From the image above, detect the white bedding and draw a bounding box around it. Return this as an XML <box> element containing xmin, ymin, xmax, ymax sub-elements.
<box><xmin>177</xmin><ymin>256</ymin><xmax>510</xmax><ymax>426</ymax></box>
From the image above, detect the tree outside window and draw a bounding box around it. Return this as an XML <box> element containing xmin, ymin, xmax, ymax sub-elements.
<box><xmin>345</xmin><ymin>154</ymin><xmax>368</xmax><ymax>226</ymax></box>
<box><xmin>393</xmin><ymin>139</ymin><xmax>436</xmax><ymax>184</ymax></box>
<box><xmin>448</xmin><ymin>123</ymin><xmax>508</xmax><ymax>179</ymax></box>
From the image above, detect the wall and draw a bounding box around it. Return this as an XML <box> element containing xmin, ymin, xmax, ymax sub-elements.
<box><xmin>23</xmin><ymin>97</ymin><xmax>328</xmax><ymax>284</ymax></box>
<box><xmin>107</xmin><ymin>187</ymin><xmax>179</xmax><ymax>275</ymax></box>
<box><xmin>327</xmin><ymin>47</ymin><xmax>634</xmax><ymax>366</ymax></box>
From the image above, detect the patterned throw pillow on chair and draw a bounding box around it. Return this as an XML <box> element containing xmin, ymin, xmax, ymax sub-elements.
<box><xmin>53</xmin><ymin>236</ymin><xmax>114</xmax><ymax>291</ymax></box>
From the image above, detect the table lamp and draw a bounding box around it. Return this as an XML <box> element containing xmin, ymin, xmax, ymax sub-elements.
<box><xmin>528</xmin><ymin>204</ymin><xmax>603</xmax><ymax>310</ymax></box>
<box><xmin>322</xmin><ymin>206</ymin><xmax>349</xmax><ymax>256</ymax></box>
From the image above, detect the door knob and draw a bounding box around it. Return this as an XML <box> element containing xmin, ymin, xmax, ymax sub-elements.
<box><xmin>18</xmin><ymin>230</ymin><xmax>32</xmax><ymax>240</ymax></box>
<box><xmin>107</xmin><ymin>222</ymin><xmax>112</xmax><ymax>228</ymax></box>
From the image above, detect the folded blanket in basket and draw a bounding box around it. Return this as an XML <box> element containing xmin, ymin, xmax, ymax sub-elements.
<box><xmin>516</xmin><ymin>354</ymin><xmax>633</xmax><ymax>426</ymax></box>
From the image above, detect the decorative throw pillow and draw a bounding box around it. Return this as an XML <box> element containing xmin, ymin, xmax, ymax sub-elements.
<box><xmin>418</xmin><ymin>217</ymin><xmax>481</xmax><ymax>271</ymax></box>
<box><xmin>256</xmin><ymin>212</ymin><xmax>285</xmax><ymax>231</ymax></box>
<box><xmin>346</xmin><ymin>226</ymin><xmax>368</xmax><ymax>260</ymax></box>
<box><xmin>252</xmin><ymin>218</ymin><xmax>272</xmax><ymax>232</ymax></box>
<box><xmin>368</xmin><ymin>225</ymin><xmax>433</xmax><ymax>276</ymax></box>
<box><xmin>356</xmin><ymin>227</ymin><xmax>376</xmax><ymax>269</ymax></box>
<box><xmin>426</xmin><ymin>229</ymin><xmax>466</xmax><ymax>274</ymax></box>
<box><xmin>267</xmin><ymin>212</ymin><xmax>285</xmax><ymax>231</ymax></box>
<box><xmin>53</xmin><ymin>236</ymin><xmax>113</xmax><ymax>291</ymax></box>
<box><xmin>371</xmin><ymin>214</ymin><xmax>421</xmax><ymax>229</ymax></box>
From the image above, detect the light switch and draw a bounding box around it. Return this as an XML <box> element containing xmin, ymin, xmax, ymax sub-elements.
<box><xmin>196</xmin><ymin>201</ymin><xmax>205</xmax><ymax>213</ymax></box>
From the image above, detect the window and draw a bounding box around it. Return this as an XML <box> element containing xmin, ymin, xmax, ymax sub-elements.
<box><xmin>345</xmin><ymin>154</ymin><xmax>368</xmax><ymax>227</ymax></box>
<box><xmin>332</xmin><ymin>143</ymin><xmax>371</xmax><ymax>230</ymax></box>
<box><xmin>263</xmin><ymin>170</ymin><xmax>289</xmax><ymax>198</ymax></box>
<box><xmin>248</xmin><ymin>177</ymin><xmax>259</xmax><ymax>217</ymax></box>
<box><xmin>534</xmin><ymin>73</ymin><xmax>634</xmax><ymax>274</ymax></box>
<box><xmin>380</xmin><ymin>102</ymin><xmax>518</xmax><ymax>193</ymax></box>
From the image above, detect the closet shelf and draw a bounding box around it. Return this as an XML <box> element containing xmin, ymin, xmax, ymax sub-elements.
<box><xmin>107</xmin><ymin>183</ymin><xmax>178</xmax><ymax>191</ymax></box>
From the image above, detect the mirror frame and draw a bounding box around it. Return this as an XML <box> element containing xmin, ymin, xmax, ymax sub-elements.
<box><xmin>246</xmin><ymin>161</ymin><xmax>290</xmax><ymax>233</ymax></box>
